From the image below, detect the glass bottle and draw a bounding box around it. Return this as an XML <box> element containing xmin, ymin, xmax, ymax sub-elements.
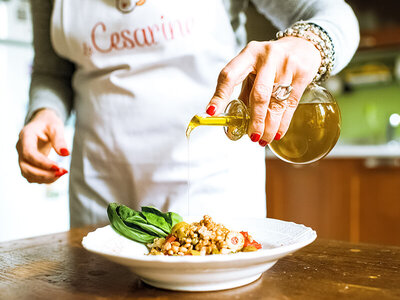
<box><xmin>186</xmin><ymin>83</ymin><xmax>341</xmax><ymax>164</ymax></box>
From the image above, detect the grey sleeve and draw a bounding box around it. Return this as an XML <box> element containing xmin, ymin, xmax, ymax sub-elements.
<box><xmin>26</xmin><ymin>0</ymin><xmax>75</xmax><ymax>124</ymax></box>
<box><xmin>250</xmin><ymin>0</ymin><xmax>360</xmax><ymax>74</ymax></box>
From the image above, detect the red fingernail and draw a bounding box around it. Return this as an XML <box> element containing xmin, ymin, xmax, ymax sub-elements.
<box><xmin>206</xmin><ymin>105</ymin><xmax>216</xmax><ymax>116</ymax></box>
<box><xmin>274</xmin><ymin>133</ymin><xmax>281</xmax><ymax>140</ymax></box>
<box><xmin>259</xmin><ymin>140</ymin><xmax>268</xmax><ymax>147</ymax></box>
<box><xmin>60</xmin><ymin>148</ymin><xmax>70</xmax><ymax>156</ymax></box>
<box><xmin>55</xmin><ymin>171</ymin><xmax>63</xmax><ymax>177</ymax></box>
<box><xmin>250</xmin><ymin>133</ymin><xmax>261</xmax><ymax>142</ymax></box>
<box><xmin>50</xmin><ymin>165</ymin><xmax>59</xmax><ymax>171</ymax></box>
<box><xmin>55</xmin><ymin>169</ymin><xmax>68</xmax><ymax>177</ymax></box>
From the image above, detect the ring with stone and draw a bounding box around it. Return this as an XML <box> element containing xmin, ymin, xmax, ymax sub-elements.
<box><xmin>271</xmin><ymin>84</ymin><xmax>293</xmax><ymax>101</ymax></box>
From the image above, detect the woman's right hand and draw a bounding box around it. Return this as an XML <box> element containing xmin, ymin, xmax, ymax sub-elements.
<box><xmin>16</xmin><ymin>109</ymin><xmax>70</xmax><ymax>184</ymax></box>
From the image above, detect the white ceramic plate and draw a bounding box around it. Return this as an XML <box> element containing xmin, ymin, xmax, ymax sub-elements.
<box><xmin>82</xmin><ymin>217</ymin><xmax>316</xmax><ymax>291</ymax></box>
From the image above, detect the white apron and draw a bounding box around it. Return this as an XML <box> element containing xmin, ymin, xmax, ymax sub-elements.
<box><xmin>51</xmin><ymin>0</ymin><xmax>266</xmax><ymax>227</ymax></box>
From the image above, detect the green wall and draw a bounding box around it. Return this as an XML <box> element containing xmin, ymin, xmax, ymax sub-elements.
<box><xmin>336</xmin><ymin>83</ymin><xmax>400</xmax><ymax>144</ymax></box>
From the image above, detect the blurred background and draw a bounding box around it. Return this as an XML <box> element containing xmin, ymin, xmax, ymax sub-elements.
<box><xmin>0</xmin><ymin>0</ymin><xmax>399</xmax><ymax>245</ymax></box>
<box><xmin>0</xmin><ymin>0</ymin><xmax>71</xmax><ymax>242</ymax></box>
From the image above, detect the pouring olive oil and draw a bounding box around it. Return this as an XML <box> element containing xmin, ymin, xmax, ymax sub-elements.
<box><xmin>186</xmin><ymin>83</ymin><xmax>341</xmax><ymax>164</ymax></box>
<box><xmin>186</xmin><ymin>97</ymin><xmax>250</xmax><ymax>141</ymax></box>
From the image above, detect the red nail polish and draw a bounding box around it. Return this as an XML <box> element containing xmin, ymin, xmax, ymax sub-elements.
<box><xmin>55</xmin><ymin>169</ymin><xmax>68</xmax><ymax>177</ymax></box>
<box><xmin>250</xmin><ymin>133</ymin><xmax>261</xmax><ymax>142</ymax></box>
<box><xmin>54</xmin><ymin>171</ymin><xmax>64</xmax><ymax>177</ymax></box>
<box><xmin>274</xmin><ymin>133</ymin><xmax>281</xmax><ymax>141</ymax></box>
<box><xmin>206</xmin><ymin>105</ymin><xmax>216</xmax><ymax>116</ymax></box>
<box><xmin>60</xmin><ymin>148</ymin><xmax>70</xmax><ymax>156</ymax></box>
<box><xmin>50</xmin><ymin>165</ymin><xmax>59</xmax><ymax>171</ymax></box>
<box><xmin>259</xmin><ymin>140</ymin><xmax>268</xmax><ymax>147</ymax></box>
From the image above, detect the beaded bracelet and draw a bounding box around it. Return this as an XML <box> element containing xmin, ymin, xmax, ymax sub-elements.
<box><xmin>276</xmin><ymin>21</ymin><xmax>335</xmax><ymax>82</ymax></box>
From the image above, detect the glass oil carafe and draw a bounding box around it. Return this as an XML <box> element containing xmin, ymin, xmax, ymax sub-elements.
<box><xmin>186</xmin><ymin>83</ymin><xmax>341</xmax><ymax>164</ymax></box>
<box><xmin>269</xmin><ymin>83</ymin><xmax>341</xmax><ymax>164</ymax></box>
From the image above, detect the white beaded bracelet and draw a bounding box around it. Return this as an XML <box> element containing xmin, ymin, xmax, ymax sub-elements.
<box><xmin>276</xmin><ymin>21</ymin><xmax>335</xmax><ymax>82</ymax></box>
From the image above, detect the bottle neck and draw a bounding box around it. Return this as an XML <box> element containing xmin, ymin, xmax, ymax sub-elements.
<box><xmin>185</xmin><ymin>114</ymin><xmax>246</xmax><ymax>138</ymax></box>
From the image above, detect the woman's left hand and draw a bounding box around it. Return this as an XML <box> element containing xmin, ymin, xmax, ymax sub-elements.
<box><xmin>206</xmin><ymin>36</ymin><xmax>321</xmax><ymax>146</ymax></box>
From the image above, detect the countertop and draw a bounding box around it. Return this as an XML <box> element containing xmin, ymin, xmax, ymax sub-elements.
<box><xmin>328</xmin><ymin>143</ymin><xmax>400</xmax><ymax>158</ymax></box>
<box><xmin>0</xmin><ymin>227</ymin><xmax>399</xmax><ymax>299</ymax></box>
<box><xmin>266</xmin><ymin>143</ymin><xmax>400</xmax><ymax>159</ymax></box>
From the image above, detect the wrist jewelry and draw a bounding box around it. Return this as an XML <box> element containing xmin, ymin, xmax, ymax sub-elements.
<box><xmin>276</xmin><ymin>21</ymin><xmax>335</xmax><ymax>83</ymax></box>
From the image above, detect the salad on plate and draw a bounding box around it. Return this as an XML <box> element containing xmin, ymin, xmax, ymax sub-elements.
<box><xmin>107</xmin><ymin>203</ymin><xmax>262</xmax><ymax>256</ymax></box>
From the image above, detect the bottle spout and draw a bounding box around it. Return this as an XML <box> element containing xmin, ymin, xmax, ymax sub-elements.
<box><xmin>186</xmin><ymin>100</ymin><xmax>250</xmax><ymax>140</ymax></box>
<box><xmin>185</xmin><ymin>114</ymin><xmax>232</xmax><ymax>138</ymax></box>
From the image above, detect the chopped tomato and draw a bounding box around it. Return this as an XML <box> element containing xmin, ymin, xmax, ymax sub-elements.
<box><xmin>165</xmin><ymin>235</ymin><xmax>176</xmax><ymax>244</ymax></box>
<box><xmin>240</xmin><ymin>231</ymin><xmax>249</xmax><ymax>240</ymax></box>
<box><xmin>240</xmin><ymin>231</ymin><xmax>262</xmax><ymax>249</ymax></box>
<box><xmin>248</xmin><ymin>240</ymin><xmax>262</xmax><ymax>249</ymax></box>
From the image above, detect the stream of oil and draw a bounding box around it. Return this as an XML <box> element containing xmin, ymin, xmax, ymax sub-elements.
<box><xmin>187</xmin><ymin>137</ymin><xmax>191</xmax><ymax>216</ymax></box>
<box><xmin>184</xmin><ymin>113</ymin><xmax>246</xmax><ymax>216</ymax></box>
<box><xmin>185</xmin><ymin>115</ymin><xmax>233</xmax><ymax>216</ymax></box>
<box><xmin>185</xmin><ymin>117</ymin><xmax>201</xmax><ymax>217</ymax></box>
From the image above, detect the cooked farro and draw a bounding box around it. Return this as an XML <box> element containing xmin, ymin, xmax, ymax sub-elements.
<box><xmin>147</xmin><ymin>215</ymin><xmax>262</xmax><ymax>256</ymax></box>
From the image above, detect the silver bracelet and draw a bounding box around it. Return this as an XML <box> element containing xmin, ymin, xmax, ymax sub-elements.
<box><xmin>276</xmin><ymin>21</ymin><xmax>335</xmax><ymax>82</ymax></box>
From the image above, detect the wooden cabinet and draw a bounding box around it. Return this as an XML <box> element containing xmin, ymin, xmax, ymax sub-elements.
<box><xmin>265</xmin><ymin>158</ymin><xmax>400</xmax><ymax>246</ymax></box>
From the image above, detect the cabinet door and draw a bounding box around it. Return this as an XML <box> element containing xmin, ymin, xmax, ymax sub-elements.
<box><xmin>265</xmin><ymin>158</ymin><xmax>354</xmax><ymax>241</ymax></box>
<box><xmin>358</xmin><ymin>160</ymin><xmax>400</xmax><ymax>245</ymax></box>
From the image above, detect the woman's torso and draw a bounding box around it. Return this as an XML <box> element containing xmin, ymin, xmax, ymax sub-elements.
<box><xmin>50</xmin><ymin>0</ymin><xmax>266</xmax><ymax>226</ymax></box>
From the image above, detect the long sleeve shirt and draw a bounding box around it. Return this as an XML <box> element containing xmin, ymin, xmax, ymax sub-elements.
<box><xmin>27</xmin><ymin>0</ymin><xmax>359</xmax><ymax>123</ymax></box>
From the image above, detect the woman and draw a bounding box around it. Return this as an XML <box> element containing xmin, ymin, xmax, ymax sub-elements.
<box><xmin>16</xmin><ymin>0</ymin><xmax>359</xmax><ymax>227</ymax></box>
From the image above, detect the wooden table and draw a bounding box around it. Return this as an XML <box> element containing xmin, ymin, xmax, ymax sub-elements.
<box><xmin>1</xmin><ymin>227</ymin><xmax>399</xmax><ymax>300</ymax></box>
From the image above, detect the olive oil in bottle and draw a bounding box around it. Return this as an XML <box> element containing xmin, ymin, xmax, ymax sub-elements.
<box><xmin>268</xmin><ymin>102</ymin><xmax>341</xmax><ymax>164</ymax></box>
<box><xmin>185</xmin><ymin>83</ymin><xmax>341</xmax><ymax>164</ymax></box>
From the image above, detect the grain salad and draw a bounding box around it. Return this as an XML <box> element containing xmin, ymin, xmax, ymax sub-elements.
<box><xmin>147</xmin><ymin>215</ymin><xmax>262</xmax><ymax>256</ymax></box>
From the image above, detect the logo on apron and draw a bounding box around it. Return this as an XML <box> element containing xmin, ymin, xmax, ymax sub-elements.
<box><xmin>116</xmin><ymin>0</ymin><xmax>146</xmax><ymax>13</ymax></box>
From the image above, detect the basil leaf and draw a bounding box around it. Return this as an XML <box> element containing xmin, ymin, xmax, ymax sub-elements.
<box><xmin>117</xmin><ymin>204</ymin><xmax>140</xmax><ymax>220</ymax></box>
<box><xmin>107</xmin><ymin>203</ymin><xmax>157</xmax><ymax>243</ymax></box>
<box><xmin>167</xmin><ymin>212</ymin><xmax>183</xmax><ymax>228</ymax></box>
<box><xmin>125</xmin><ymin>214</ymin><xmax>167</xmax><ymax>237</ymax></box>
<box><xmin>107</xmin><ymin>203</ymin><xmax>183</xmax><ymax>244</ymax></box>
<box><xmin>141</xmin><ymin>206</ymin><xmax>174</xmax><ymax>233</ymax></box>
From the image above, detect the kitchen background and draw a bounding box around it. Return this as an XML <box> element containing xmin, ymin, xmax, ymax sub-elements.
<box><xmin>0</xmin><ymin>0</ymin><xmax>399</xmax><ymax>244</ymax></box>
<box><xmin>0</xmin><ymin>0</ymin><xmax>71</xmax><ymax>242</ymax></box>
